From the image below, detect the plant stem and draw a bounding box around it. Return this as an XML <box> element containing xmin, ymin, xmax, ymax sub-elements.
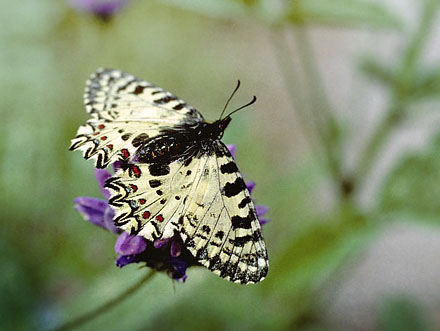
<box><xmin>271</xmin><ymin>23</ymin><xmax>347</xmax><ymax>198</ymax></box>
<box><xmin>54</xmin><ymin>270</ymin><xmax>156</xmax><ymax>331</ymax></box>
<box><xmin>354</xmin><ymin>0</ymin><xmax>439</xmax><ymax>190</ymax></box>
<box><xmin>355</xmin><ymin>100</ymin><xmax>403</xmax><ymax>182</ymax></box>
<box><xmin>291</xmin><ymin>25</ymin><xmax>344</xmax><ymax>197</ymax></box>
<box><xmin>269</xmin><ymin>26</ymin><xmax>314</xmax><ymax>145</ymax></box>
<box><xmin>400</xmin><ymin>0</ymin><xmax>440</xmax><ymax>82</ymax></box>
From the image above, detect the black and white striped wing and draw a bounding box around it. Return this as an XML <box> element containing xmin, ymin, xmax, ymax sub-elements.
<box><xmin>181</xmin><ymin>142</ymin><xmax>268</xmax><ymax>284</ymax></box>
<box><xmin>105</xmin><ymin>142</ymin><xmax>268</xmax><ymax>284</ymax></box>
<box><xmin>70</xmin><ymin>68</ymin><xmax>204</xmax><ymax>168</ymax></box>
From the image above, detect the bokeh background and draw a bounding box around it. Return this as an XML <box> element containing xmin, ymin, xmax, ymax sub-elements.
<box><xmin>2</xmin><ymin>0</ymin><xmax>440</xmax><ymax>330</ymax></box>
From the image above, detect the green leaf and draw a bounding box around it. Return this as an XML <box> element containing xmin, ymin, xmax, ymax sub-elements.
<box><xmin>380</xmin><ymin>133</ymin><xmax>440</xmax><ymax>217</ymax></box>
<box><xmin>158</xmin><ymin>0</ymin><xmax>255</xmax><ymax>20</ymax></box>
<box><xmin>158</xmin><ymin>0</ymin><xmax>403</xmax><ymax>27</ymax></box>
<box><xmin>359</xmin><ymin>60</ymin><xmax>440</xmax><ymax>102</ymax></box>
<box><xmin>285</xmin><ymin>0</ymin><xmax>402</xmax><ymax>29</ymax></box>
<box><xmin>410</xmin><ymin>67</ymin><xmax>440</xmax><ymax>100</ymax></box>
<box><xmin>0</xmin><ymin>238</ymin><xmax>37</xmax><ymax>330</ymax></box>
<box><xmin>360</xmin><ymin>57</ymin><xmax>396</xmax><ymax>85</ymax></box>
<box><xmin>263</xmin><ymin>207</ymin><xmax>376</xmax><ymax>317</ymax></box>
<box><xmin>378</xmin><ymin>296</ymin><xmax>428</xmax><ymax>331</ymax></box>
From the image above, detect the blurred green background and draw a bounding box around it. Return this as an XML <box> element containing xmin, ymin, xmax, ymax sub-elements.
<box><xmin>2</xmin><ymin>0</ymin><xmax>440</xmax><ymax>330</ymax></box>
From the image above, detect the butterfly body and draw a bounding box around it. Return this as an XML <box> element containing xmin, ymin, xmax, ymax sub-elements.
<box><xmin>71</xmin><ymin>68</ymin><xmax>268</xmax><ymax>284</ymax></box>
<box><xmin>136</xmin><ymin>118</ymin><xmax>231</xmax><ymax>165</ymax></box>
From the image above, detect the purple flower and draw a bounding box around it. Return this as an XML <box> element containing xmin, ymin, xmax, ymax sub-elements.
<box><xmin>115</xmin><ymin>234</ymin><xmax>195</xmax><ymax>282</ymax></box>
<box><xmin>73</xmin><ymin>196</ymin><xmax>117</xmax><ymax>233</ymax></box>
<box><xmin>226</xmin><ymin>144</ymin><xmax>236</xmax><ymax>158</ymax></box>
<box><xmin>255</xmin><ymin>205</ymin><xmax>269</xmax><ymax>226</ymax></box>
<box><xmin>67</xmin><ymin>0</ymin><xmax>129</xmax><ymax>21</ymax></box>
<box><xmin>74</xmin><ymin>144</ymin><xmax>269</xmax><ymax>282</ymax></box>
<box><xmin>115</xmin><ymin>232</ymin><xmax>146</xmax><ymax>256</ymax></box>
<box><xmin>74</xmin><ymin>165</ymin><xmax>195</xmax><ymax>282</ymax></box>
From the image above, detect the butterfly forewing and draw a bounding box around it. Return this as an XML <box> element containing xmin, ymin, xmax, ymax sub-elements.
<box><xmin>84</xmin><ymin>68</ymin><xmax>203</xmax><ymax>123</ymax></box>
<box><xmin>70</xmin><ymin>68</ymin><xmax>204</xmax><ymax>168</ymax></box>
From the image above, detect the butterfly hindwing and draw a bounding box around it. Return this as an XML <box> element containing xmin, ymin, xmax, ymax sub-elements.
<box><xmin>179</xmin><ymin>142</ymin><xmax>268</xmax><ymax>284</ymax></box>
<box><xmin>104</xmin><ymin>154</ymin><xmax>203</xmax><ymax>241</ymax></box>
<box><xmin>70</xmin><ymin>119</ymin><xmax>166</xmax><ymax>168</ymax></box>
<box><xmin>104</xmin><ymin>142</ymin><xmax>268</xmax><ymax>284</ymax></box>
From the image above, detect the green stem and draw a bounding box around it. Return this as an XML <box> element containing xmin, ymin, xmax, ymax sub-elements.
<box><xmin>400</xmin><ymin>0</ymin><xmax>440</xmax><ymax>81</ymax></box>
<box><xmin>291</xmin><ymin>25</ymin><xmax>344</xmax><ymax>196</ymax></box>
<box><xmin>269</xmin><ymin>26</ymin><xmax>314</xmax><ymax>143</ymax></box>
<box><xmin>292</xmin><ymin>26</ymin><xmax>334</xmax><ymax>129</ymax></box>
<box><xmin>54</xmin><ymin>270</ymin><xmax>156</xmax><ymax>331</ymax></box>
<box><xmin>354</xmin><ymin>0</ymin><xmax>439</xmax><ymax>189</ymax></box>
<box><xmin>356</xmin><ymin>101</ymin><xmax>403</xmax><ymax>182</ymax></box>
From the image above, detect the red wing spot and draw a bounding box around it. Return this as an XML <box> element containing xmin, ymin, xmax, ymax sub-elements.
<box><xmin>142</xmin><ymin>211</ymin><xmax>150</xmax><ymax>219</ymax></box>
<box><xmin>93</xmin><ymin>132</ymin><xmax>99</xmax><ymax>136</ymax></box>
<box><xmin>100</xmin><ymin>136</ymin><xmax>107</xmax><ymax>141</ymax></box>
<box><xmin>139</xmin><ymin>199</ymin><xmax>146</xmax><ymax>205</ymax></box>
<box><xmin>107</xmin><ymin>144</ymin><xmax>113</xmax><ymax>151</ymax></box>
<box><xmin>131</xmin><ymin>165</ymin><xmax>141</xmax><ymax>178</ymax></box>
<box><xmin>156</xmin><ymin>214</ymin><xmax>164</xmax><ymax>222</ymax></box>
<box><xmin>121</xmin><ymin>149</ymin><xmax>130</xmax><ymax>159</ymax></box>
<box><xmin>129</xmin><ymin>184</ymin><xmax>138</xmax><ymax>192</ymax></box>
<box><xmin>98</xmin><ymin>124</ymin><xmax>105</xmax><ymax>129</ymax></box>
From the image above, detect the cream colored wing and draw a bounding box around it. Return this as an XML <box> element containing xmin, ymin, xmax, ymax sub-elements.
<box><xmin>70</xmin><ymin>68</ymin><xmax>204</xmax><ymax>168</ymax></box>
<box><xmin>104</xmin><ymin>154</ymin><xmax>205</xmax><ymax>241</ymax></box>
<box><xmin>180</xmin><ymin>142</ymin><xmax>268</xmax><ymax>284</ymax></box>
<box><xmin>104</xmin><ymin>142</ymin><xmax>268</xmax><ymax>284</ymax></box>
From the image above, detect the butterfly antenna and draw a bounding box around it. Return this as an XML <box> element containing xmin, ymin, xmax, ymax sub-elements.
<box><xmin>224</xmin><ymin>96</ymin><xmax>257</xmax><ymax>118</ymax></box>
<box><xmin>219</xmin><ymin>80</ymin><xmax>241</xmax><ymax>120</ymax></box>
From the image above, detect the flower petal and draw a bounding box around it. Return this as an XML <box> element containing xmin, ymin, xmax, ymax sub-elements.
<box><xmin>67</xmin><ymin>0</ymin><xmax>127</xmax><ymax>16</ymax></box>
<box><xmin>246</xmin><ymin>181</ymin><xmax>256</xmax><ymax>194</ymax></box>
<box><xmin>170</xmin><ymin>258</ymin><xmax>188</xmax><ymax>282</ymax></box>
<box><xmin>103</xmin><ymin>205</ymin><xmax>118</xmax><ymax>233</ymax></box>
<box><xmin>115</xmin><ymin>254</ymin><xmax>138</xmax><ymax>268</ymax></box>
<box><xmin>170</xmin><ymin>241</ymin><xmax>182</xmax><ymax>258</ymax></box>
<box><xmin>226</xmin><ymin>144</ymin><xmax>235</xmax><ymax>158</ymax></box>
<box><xmin>154</xmin><ymin>237</ymin><xmax>172</xmax><ymax>248</ymax></box>
<box><xmin>259</xmin><ymin>218</ymin><xmax>269</xmax><ymax>226</ymax></box>
<box><xmin>74</xmin><ymin>197</ymin><xmax>109</xmax><ymax>230</ymax></box>
<box><xmin>94</xmin><ymin>168</ymin><xmax>111</xmax><ymax>199</ymax></box>
<box><xmin>255</xmin><ymin>205</ymin><xmax>269</xmax><ymax>218</ymax></box>
<box><xmin>174</xmin><ymin>273</ymin><xmax>187</xmax><ymax>283</ymax></box>
<box><xmin>112</xmin><ymin>161</ymin><xmax>123</xmax><ymax>173</ymax></box>
<box><xmin>115</xmin><ymin>232</ymin><xmax>147</xmax><ymax>255</ymax></box>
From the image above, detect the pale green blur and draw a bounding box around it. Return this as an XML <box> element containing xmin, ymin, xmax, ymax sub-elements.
<box><xmin>1</xmin><ymin>1</ymin><xmax>439</xmax><ymax>330</ymax></box>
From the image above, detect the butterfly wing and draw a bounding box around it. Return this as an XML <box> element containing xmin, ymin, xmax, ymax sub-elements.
<box><xmin>70</xmin><ymin>68</ymin><xmax>204</xmax><ymax>168</ymax></box>
<box><xmin>104</xmin><ymin>153</ymin><xmax>204</xmax><ymax>241</ymax></box>
<box><xmin>105</xmin><ymin>142</ymin><xmax>268</xmax><ymax>284</ymax></box>
<box><xmin>72</xmin><ymin>69</ymin><xmax>268</xmax><ymax>283</ymax></box>
<box><xmin>180</xmin><ymin>142</ymin><xmax>268</xmax><ymax>284</ymax></box>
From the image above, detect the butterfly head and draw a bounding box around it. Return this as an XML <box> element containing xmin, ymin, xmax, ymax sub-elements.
<box><xmin>217</xmin><ymin>116</ymin><xmax>232</xmax><ymax>138</ymax></box>
<box><xmin>204</xmin><ymin>88</ymin><xmax>256</xmax><ymax>141</ymax></box>
<box><xmin>204</xmin><ymin>117</ymin><xmax>232</xmax><ymax>140</ymax></box>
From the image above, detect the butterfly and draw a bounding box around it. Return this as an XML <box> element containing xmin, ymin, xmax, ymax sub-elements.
<box><xmin>70</xmin><ymin>68</ymin><xmax>268</xmax><ymax>284</ymax></box>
